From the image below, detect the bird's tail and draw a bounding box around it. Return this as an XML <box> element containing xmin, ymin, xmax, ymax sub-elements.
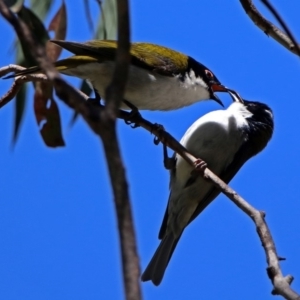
<box><xmin>141</xmin><ymin>233</ymin><xmax>179</xmax><ymax>286</ymax></box>
<box><xmin>3</xmin><ymin>56</ymin><xmax>99</xmax><ymax>79</ymax></box>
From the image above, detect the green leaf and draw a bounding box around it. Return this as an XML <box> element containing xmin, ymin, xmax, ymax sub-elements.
<box><xmin>30</xmin><ymin>0</ymin><xmax>53</xmax><ymax>20</ymax></box>
<box><xmin>95</xmin><ymin>0</ymin><xmax>117</xmax><ymax>40</ymax></box>
<box><xmin>12</xmin><ymin>83</ymin><xmax>27</xmax><ymax>145</ymax></box>
<box><xmin>11</xmin><ymin>55</ymin><xmax>26</xmax><ymax>147</ymax></box>
<box><xmin>11</xmin><ymin>6</ymin><xmax>50</xmax><ymax>146</ymax></box>
<box><xmin>17</xmin><ymin>6</ymin><xmax>50</xmax><ymax>65</ymax></box>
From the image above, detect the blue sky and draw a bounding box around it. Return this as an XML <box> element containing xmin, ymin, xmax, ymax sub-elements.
<box><xmin>0</xmin><ymin>1</ymin><xmax>300</xmax><ymax>299</ymax></box>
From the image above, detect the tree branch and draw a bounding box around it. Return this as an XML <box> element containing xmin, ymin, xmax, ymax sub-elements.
<box><xmin>100</xmin><ymin>0</ymin><xmax>143</xmax><ymax>299</ymax></box>
<box><xmin>240</xmin><ymin>0</ymin><xmax>300</xmax><ymax>56</ymax></box>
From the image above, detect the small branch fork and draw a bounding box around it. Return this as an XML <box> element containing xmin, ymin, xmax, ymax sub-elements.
<box><xmin>240</xmin><ymin>0</ymin><xmax>300</xmax><ymax>56</ymax></box>
<box><xmin>0</xmin><ymin>2</ymin><xmax>299</xmax><ymax>299</ymax></box>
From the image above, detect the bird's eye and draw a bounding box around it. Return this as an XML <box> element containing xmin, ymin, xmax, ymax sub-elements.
<box><xmin>205</xmin><ymin>69</ymin><xmax>214</xmax><ymax>79</ymax></box>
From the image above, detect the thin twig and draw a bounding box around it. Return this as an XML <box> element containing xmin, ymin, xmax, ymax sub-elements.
<box><xmin>0</xmin><ymin>67</ymin><xmax>47</xmax><ymax>108</ymax></box>
<box><xmin>100</xmin><ymin>0</ymin><xmax>143</xmax><ymax>298</ymax></box>
<box><xmin>260</xmin><ymin>0</ymin><xmax>300</xmax><ymax>55</ymax></box>
<box><xmin>240</xmin><ymin>0</ymin><xmax>300</xmax><ymax>56</ymax></box>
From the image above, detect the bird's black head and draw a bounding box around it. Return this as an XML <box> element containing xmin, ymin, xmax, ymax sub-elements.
<box><xmin>187</xmin><ymin>57</ymin><xmax>227</xmax><ymax>106</ymax></box>
<box><xmin>243</xmin><ymin>100</ymin><xmax>274</xmax><ymax>156</ymax></box>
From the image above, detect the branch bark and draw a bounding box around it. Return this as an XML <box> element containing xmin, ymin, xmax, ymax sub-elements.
<box><xmin>240</xmin><ymin>0</ymin><xmax>300</xmax><ymax>56</ymax></box>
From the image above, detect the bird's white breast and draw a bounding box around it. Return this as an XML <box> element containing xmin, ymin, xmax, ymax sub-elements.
<box><xmin>61</xmin><ymin>62</ymin><xmax>211</xmax><ymax>111</ymax></box>
<box><xmin>176</xmin><ymin>105</ymin><xmax>248</xmax><ymax>185</ymax></box>
<box><xmin>168</xmin><ymin>103</ymin><xmax>249</xmax><ymax>233</ymax></box>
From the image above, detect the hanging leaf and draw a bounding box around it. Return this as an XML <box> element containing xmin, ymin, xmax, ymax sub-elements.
<box><xmin>12</xmin><ymin>51</ymin><xmax>28</xmax><ymax>146</ymax></box>
<box><xmin>95</xmin><ymin>0</ymin><xmax>117</xmax><ymax>40</ymax></box>
<box><xmin>12</xmin><ymin>84</ymin><xmax>27</xmax><ymax>144</ymax></box>
<box><xmin>30</xmin><ymin>0</ymin><xmax>53</xmax><ymax>21</ymax></box>
<box><xmin>15</xmin><ymin>6</ymin><xmax>65</xmax><ymax>147</ymax></box>
<box><xmin>17</xmin><ymin>6</ymin><xmax>50</xmax><ymax>65</ymax></box>
<box><xmin>34</xmin><ymin>82</ymin><xmax>65</xmax><ymax>147</ymax></box>
<box><xmin>11</xmin><ymin>0</ymin><xmax>53</xmax><ymax>145</ymax></box>
<box><xmin>47</xmin><ymin>1</ymin><xmax>67</xmax><ymax>61</ymax></box>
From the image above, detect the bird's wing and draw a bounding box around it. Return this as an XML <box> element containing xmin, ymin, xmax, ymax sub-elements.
<box><xmin>159</xmin><ymin>136</ymin><xmax>256</xmax><ymax>238</ymax></box>
<box><xmin>51</xmin><ymin>40</ymin><xmax>189</xmax><ymax>76</ymax></box>
<box><xmin>187</xmin><ymin>142</ymin><xmax>254</xmax><ymax>224</ymax></box>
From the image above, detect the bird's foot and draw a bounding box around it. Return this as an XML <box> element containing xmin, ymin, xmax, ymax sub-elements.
<box><xmin>194</xmin><ymin>159</ymin><xmax>207</xmax><ymax>172</ymax></box>
<box><xmin>87</xmin><ymin>89</ymin><xmax>102</xmax><ymax>107</ymax></box>
<box><xmin>123</xmin><ymin>100</ymin><xmax>141</xmax><ymax>128</ymax></box>
<box><xmin>153</xmin><ymin>124</ymin><xmax>167</xmax><ymax>145</ymax></box>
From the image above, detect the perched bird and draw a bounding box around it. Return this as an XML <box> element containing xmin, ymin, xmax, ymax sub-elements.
<box><xmin>141</xmin><ymin>96</ymin><xmax>274</xmax><ymax>285</ymax></box>
<box><xmin>6</xmin><ymin>40</ymin><xmax>227</xmax><ymax>110</ymax></box>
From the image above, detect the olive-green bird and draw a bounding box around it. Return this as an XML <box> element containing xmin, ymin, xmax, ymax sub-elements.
<box><xmin>7</xmin><ymin>40</ymin><xmax>228</xmax><ymax>110</ymax></box>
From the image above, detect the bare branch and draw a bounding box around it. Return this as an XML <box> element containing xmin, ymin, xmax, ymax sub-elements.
<box><xmin>99</xmin><ymin>0</ymin><xmax>143</xmax><ymax>298</ymax></box>
<box><xmin>240</xmin><ymin>0</ymin><xmax>300</xmax><ymax>56</ymax></box>
<box><xmin>0</xmin><ymin>66</ymin><xmax>49</xmax><ymax>108</ymax></box>
<box><xmin>260</xmin><ymin>0</ymin><xmax>300</xmax><ymax>55</ymax></box>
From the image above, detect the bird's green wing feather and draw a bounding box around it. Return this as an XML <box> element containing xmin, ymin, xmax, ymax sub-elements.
<box><xmin>51</xmin><ymin>40</ymin><xmax>189</xmax><ymax>75</ymax></box>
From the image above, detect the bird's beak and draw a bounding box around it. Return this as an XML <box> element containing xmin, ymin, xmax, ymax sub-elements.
<box><xmin>226</xmin><ymin>88</ymin><xmax>244</xmax><ymax>103</ymax></box>
<box><xmin>210</xmin><ymin>83</ymin><xmax>227</xmax><ymax>107</ymax></box>
<box><xmin>210</xmin><ymin>83</ymin><xmax>244</xmax><ymax>105</ymax></box>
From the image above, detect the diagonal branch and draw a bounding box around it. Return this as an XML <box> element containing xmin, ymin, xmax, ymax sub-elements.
<box><xmin>240</xmin><ymin>0</ymin><xmax>300</xmax><ymax>56</ymax></box>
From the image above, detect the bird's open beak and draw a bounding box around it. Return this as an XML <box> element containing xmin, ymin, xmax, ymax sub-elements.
<box><xmin>210</xmin><ymin>83</ymin><xmax>228</xmax><ymax>107</ymax></box>
<box><xmin>210</xmin><ymin>83</ymin><xmax>244</xmax><ymax>105</ymax></box>
<box><xmin>226</xmin><ymin>88</ymin><xmax>244</xmax><ymax>103</ymax></box>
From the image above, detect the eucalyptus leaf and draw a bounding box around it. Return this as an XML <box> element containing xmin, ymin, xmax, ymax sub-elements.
<box><xmin>12</xmin><ymin>84</ymin><xmax>27</xmax><ymax>145</ymax></box>
<box><xmin>11</xmin><ymin>54</ymin><xmax>26</xmax><ymax>146</ymax></box>
<box><xmin>17</xmin><ymin>6</ymin><xmax>50</xmax><ymax>66</ymax></box>
<box><xmin>47</xmin><ymin>2</ymin><xmax>67</xmax><ymax>61</ymax></box>
<box><xmin>30</xmin><ymin>0</ymin><xmax>53</xmax><ymax>20</ymax></box>
<box><xmin>95</xmin><ymin>0</ymin><xmax>117</xmax><ymax>40</ymax></box>
<box><xmin>34</xmin><ymin>83</ymin><xmax>65</xmax><ymax>148</ymax></box>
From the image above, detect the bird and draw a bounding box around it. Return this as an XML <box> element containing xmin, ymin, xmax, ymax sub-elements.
<box><xmin>141</xmin><ymin>95</ymin><xmax>274</xmax><ymax>285</ymax></box>
<box><xmin>5</xmin><ymin>40</ymin><xmax>228</xmax><ymax>110</ymax></box>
